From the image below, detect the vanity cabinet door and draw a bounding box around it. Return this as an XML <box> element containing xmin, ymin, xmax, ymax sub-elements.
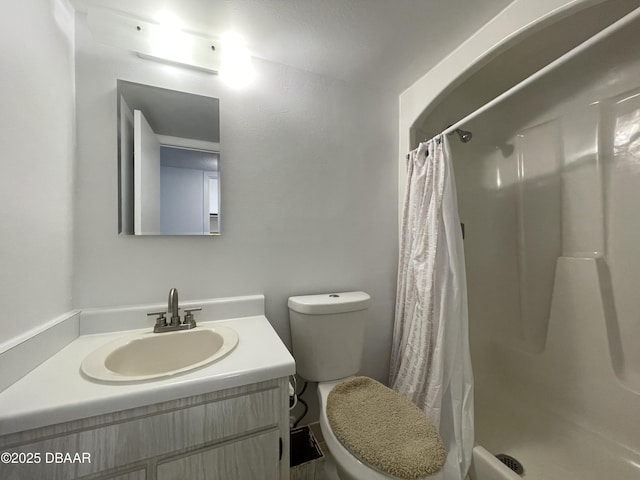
<box><xmin>0</xmin><ymin>378</ymin><xmax>288</xmax><ymax>480</ymax></box>
<box><xmin>157</xmin><ymin>428</ymin><xmax>280</xmax><ymax>480</ymax></box>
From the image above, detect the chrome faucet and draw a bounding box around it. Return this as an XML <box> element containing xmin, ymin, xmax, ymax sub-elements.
<box><xmin>146</xmin><ymin>288</ymin><xmax>201</xmax><ymax>333</ymax></box>
<box><xmin>168</xmin><ymin>287</ymin><xmax>180</xmax><ymax>326</ymax></box>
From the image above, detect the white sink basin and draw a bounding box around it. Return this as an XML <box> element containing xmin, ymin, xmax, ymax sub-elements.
<box><xmin>81</xmin><ymin>325</ymin><xmax>238</xmax><ymax>382</ymax></box>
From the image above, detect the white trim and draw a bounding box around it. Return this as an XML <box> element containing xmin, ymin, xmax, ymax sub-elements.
<box><xmin>156</xmin><ymin>135</ymin><xmax>219</xmax><ymax>152</ymax></box>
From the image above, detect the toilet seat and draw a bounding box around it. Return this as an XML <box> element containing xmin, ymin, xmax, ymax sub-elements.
<box><xmin>318</xmin><ymin>378</ymin><xmax>437</xmax><ymax>480</ymax></box>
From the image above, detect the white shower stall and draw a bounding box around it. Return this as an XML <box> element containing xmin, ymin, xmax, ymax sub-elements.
<box><xmin>409</xmin><ymin>2</ymin><xmax>640</xmax><ymax>478</ymax></box>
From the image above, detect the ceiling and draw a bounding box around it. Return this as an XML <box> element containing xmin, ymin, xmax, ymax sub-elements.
<box><xmin>119</xmin><ymin>80</ymin><xmax>220</xmax><ymax>142</ymax></box>
<box><xmin>71</xmin><ymin>0</ymin><xmax>515</xmax><ymax>94</ymax></box>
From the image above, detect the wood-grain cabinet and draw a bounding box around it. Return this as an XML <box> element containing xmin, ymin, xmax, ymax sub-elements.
<box><xmin>0</xmin><ymin>378</ymin><xmax>289</xmax><ymax>480</ymax></box>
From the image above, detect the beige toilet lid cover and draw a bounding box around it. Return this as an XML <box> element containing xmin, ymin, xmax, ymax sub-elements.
<box><xmin>327</xmin><ymin>376</ymin><xmax>446</xmax><ymax>479</ymax></box>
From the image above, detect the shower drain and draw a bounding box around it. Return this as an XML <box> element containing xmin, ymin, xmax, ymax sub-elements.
<box><xmin>495</xmin><ymin>454</ymin><xmax>524</xmax><ymax>475</ymax></box>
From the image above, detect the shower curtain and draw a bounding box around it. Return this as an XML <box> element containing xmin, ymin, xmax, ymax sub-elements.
<box><xmin>390</xmin><ymin>136</ymin><xmax>474</xmax><ymax>480</ymax></box>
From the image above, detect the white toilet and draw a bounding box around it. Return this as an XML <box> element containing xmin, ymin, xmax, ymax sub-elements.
<box><xmin>288</xmin><ymin>291</ymin><xmax>444</xmax><ymax>480</ymax></box>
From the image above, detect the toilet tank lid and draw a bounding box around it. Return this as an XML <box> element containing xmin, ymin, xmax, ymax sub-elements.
<box><xmin>288</xmin><ymin>291</ymin><xmax>370</xmax><ymax>315</ymax></box>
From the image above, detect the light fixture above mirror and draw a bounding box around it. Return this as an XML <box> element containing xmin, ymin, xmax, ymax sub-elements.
<box><xmin>87</xmin><ymin>7</ymin><xmax>254</xmax><ymax>86</ymax></box>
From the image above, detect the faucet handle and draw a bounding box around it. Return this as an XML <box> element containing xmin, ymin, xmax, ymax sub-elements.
<box><xmin>183</xmin><ymin>307</ymin><xmax>202</xmax><ymax>328</ymax></box>
<box><xmin>147</xmin><ymin>311</ymin><xmax>168</xmax><ymax>330</ymax></box>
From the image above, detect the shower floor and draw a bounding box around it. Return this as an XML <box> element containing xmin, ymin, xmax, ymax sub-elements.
<box><xmin>475</xmin><ymin>386</ymin><xmax>640</xmax><ymax>480</ymax></box>
<box><xmin>308</xmin><ymin>392</ymin><xmax>640</xmax><ymax>480</ymax></box>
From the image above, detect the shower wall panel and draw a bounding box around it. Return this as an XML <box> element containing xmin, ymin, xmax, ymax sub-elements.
<box><xmin>605</xmin><ymin>87</ymin><xmax>640</xmax><ymax>394</ymax></box>
<box><xmin>561</xmin><ymin>105</ymin><xmax>604</xmax><ymax>257</ymax></box>
<box><xmin>452</xmin><ymin>143</ymin><xmax>522</xmax><ymax>354</ymax></box>
<box><xmin>450</xmin><ymin>17</ymin><xmax>640</xmax><ymax>459</ymax></box>
<box><xmin>515</xmin><ymin>120</ymin><xmax>562</xmax><ymax>352</ymax></box>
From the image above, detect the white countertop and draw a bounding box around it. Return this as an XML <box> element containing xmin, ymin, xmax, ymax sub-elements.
<box><xmin>0</xmin><ymin>315</ymin><xmax>295</xmax><ymax>436</ymax></box>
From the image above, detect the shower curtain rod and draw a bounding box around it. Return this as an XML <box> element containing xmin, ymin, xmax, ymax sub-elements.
<box><xmin>412</xmin><ymin>4</ymin><xmax>640</xmax><ymax>153</ymax></box>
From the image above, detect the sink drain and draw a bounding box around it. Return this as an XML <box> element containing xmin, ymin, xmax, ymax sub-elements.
<box><xmin>496</xmin><ymin>454</ymin><xmax>524</xmax><ymax>475</ymax></box>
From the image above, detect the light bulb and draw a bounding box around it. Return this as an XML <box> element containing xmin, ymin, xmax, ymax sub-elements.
<box><xmin>220</xmin><ymin>32</ymin><xmax>255</xmax><ymax>88</ymax></box>
<box><xmin>150</xmin><ymin>11</ymin><xmax>191</xmax><ymax>62</ymax></box>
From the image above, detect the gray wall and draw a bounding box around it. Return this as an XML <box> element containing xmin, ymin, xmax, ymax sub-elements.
<box><xmin>0</xmin><ymin>0</ymin><xmax>75</xmax><ymax>345</ymax></box>
<box><xmin>73</xmin><ymin>12</ymin><xmax>398</xmax><ymax>384</ymax></box>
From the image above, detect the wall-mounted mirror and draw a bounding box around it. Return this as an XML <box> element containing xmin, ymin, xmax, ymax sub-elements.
<box><xmin>117</xmin><ymin>80</ymin><xmax>221</xmax><ymax>235</ymax></box>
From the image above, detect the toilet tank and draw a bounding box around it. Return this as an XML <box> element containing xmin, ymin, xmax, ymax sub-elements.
<box><xmin>288</xmin><ymin>291</ymin><xmax>370</xmax><ymax>382</ymax></box>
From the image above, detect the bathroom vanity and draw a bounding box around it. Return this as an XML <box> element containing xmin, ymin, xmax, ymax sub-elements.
<box><xmin>0</xmin><ymin>296</ymin><xmax>294</xmax><ymax>480</ymax></box>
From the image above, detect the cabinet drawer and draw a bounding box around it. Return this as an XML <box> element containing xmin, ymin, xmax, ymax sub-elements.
<box><xmin>0</xmin><ymin>387</ymin><xmax>279</xmax><ymax>479</ymax></box>
<box><xmin>157</xmin><ymin>428</ymin><xmax>280</xmax><ymax>480</ymax></box>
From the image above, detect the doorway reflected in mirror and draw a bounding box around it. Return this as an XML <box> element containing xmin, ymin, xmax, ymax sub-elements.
<box><xmin>117</xmin><ymin>80</ymin><xmax>221</xmax><ymax>235</ymax></box>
